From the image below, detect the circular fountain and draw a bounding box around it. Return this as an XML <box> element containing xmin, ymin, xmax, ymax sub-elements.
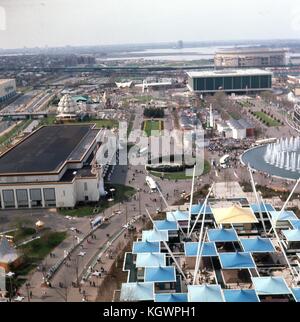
<box><xmin>241</xmin><ymin>137</ymin><xmax>300</xmax><ymax>180</ymax></box>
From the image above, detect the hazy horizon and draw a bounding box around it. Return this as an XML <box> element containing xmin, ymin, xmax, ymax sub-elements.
<box><xmin>0</xmin><ymin>0</ymin><xmax>300</xmax><ymax>49</ymax></box>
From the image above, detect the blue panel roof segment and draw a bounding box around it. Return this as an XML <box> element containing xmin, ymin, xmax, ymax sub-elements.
<box><xmin>188</xmin><ymin>284</ymin><xmax>224</xmax><ymax>302</ymax></box>
<box><xmin>290</xmin><ymin>220</ymin><xmax>300</xmax><ymax>230</ymax></box>
<box><xmin>153</xmin><ymin>220</ymin><xmax>178</xmax><ymax>231</ymax></box>
<box><xmin>120</xmin><ymin>282</ymin><xmax>154</xmax><ymax>301</ymax></box>
<box><xmin>282</xmin><ymin>229</ymin><xmax>300</xmax><ymax>242</ymax></box>
<box><xmin>240</xmin><ymin>237</ymin><xmax>275</xmax><ymax>253</ymax></box>
<box><xmin>166</xmin><ymin>210</ymin><xmax>189</xmax><ymax>222</ymax></box>
<box><xmin>224</xmin><ymin>289</ymin><xmax>260</xmax><ymax>302</ymax></box>
<box><xmin>136</xmin><ymin>253</ymin><xmax>166</xmax><ymax>268</ymax></box>
<box><xmin>250</xmin><ymin>203</ymin><xmax>275</xmax><ymax>213</ymax></box>
<box><xmin>142</xmin><ymin>230</ymin><xmax>169</xmax><ymax>242</ymax></box>
<box><xmin>219</xmin><ymin>252</ymin><xmax>256</xmax><ymax>269</ymax></box>
<box><xmin>144</xmin><ymin>266</ymin><xmax>176</xmax><ymax>283</ymax></box>
<box><xmin>155</xmin><ymin>293</ymin><xmax>188</xmax><ymax>302</ymax></box>
<box><xmin>190</xmin><ymin>204</ymin><xmax>213</xmax><ymax>215</ymax></box>
<box><xmin>270</xmin><ymin>210</ymin><xmax>298</xmax><ymax>221</ymax></box>
<box><xmin>207</xmin><ymin>228</ymin><xmax>239</xmax><ymax>242</ymax></box>
<box><xmin>184</xmin><ymin>242</ymin><xmax>218</xmax><ymax>257</ymax></box>
<box><xmin>132</xmin><ymin>241</ymin><xmax>160</xmax><ymax>254</ymax></box>
<box><xmin>252</xmin><ymin>277</ymin><xmax>291</xmax><ymax>295</ymax></box>
<box><xmin>291</xmin><ymin>288</ymin><xmax>300</xmax><ymax>302</ymax></box>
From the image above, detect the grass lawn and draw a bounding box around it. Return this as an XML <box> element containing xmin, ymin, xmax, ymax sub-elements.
<box><xmin>39</xmin><ymin>115</ymin><xmax>57</xmax><ymax>126</ymax></box>
<box><xmin>59</xmin><ymin>184</ymin><xmax>136</xmax><ymax>217</ymax></box>
<box><xmin>13</xmin><ymin>227</ymin><xmax>36</xmax><ymax>243</ymax></box>
<box><xmin>150</xmin><ymin>160</ymin><xmax>211</xmax><ymax>180</ymax></box>
<box><xmin>254</xmin><ymin>111</ymin><xmax>281</xmax><ymax>127</ymax></box>
<box><xmin>11</xmin><ymin>231</ymin><xmax>67</xmax><ymax>288</ymax></box>
<box><xmin>19</xmin><ymin>231</ymin><xmax>67</xmax><ymax>261</ymax></box>
<box><xmin>0</xmin><ymin>119</ymin><xmax>32</xmax><ymax>145</ymax></box>
<box><xmin>143</xmin><ymin>120</ymin><xmax>164</xmax><ymax>137</ymax></box>
<box><xmin>81</xmin><ymin>119</ymin><xmax>119</xmax><ymax>129</ymax></box>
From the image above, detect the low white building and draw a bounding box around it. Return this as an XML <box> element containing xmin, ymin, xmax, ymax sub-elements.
<box><xmin>0</xmin><ymin>79</ymin><xmax>16</xmax><ymax>103</ymax></box>
<box><xmin>0</xmin><ymin>124</ymin><xmax>106</xmax><ymax>209</ymax></box>
<box><xmin>216</xmin><ymin>119</ymin><xmax>254</xmax><ymax>139</ymax></box>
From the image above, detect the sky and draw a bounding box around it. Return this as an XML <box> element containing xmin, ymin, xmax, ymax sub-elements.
<box><xmin>0</xmin><ymin>0</ymin><xmax>299</xmax><ymax>49</ymax></box>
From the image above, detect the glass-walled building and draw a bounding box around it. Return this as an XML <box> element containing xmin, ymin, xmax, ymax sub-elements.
<box><xmin>187</xmin><ymin>69</ymin><xmax>272</xmax><ymax>94</ymax></box>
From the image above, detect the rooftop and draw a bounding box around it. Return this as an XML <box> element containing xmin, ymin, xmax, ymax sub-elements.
<box><xmin>0</xmin><ymin>125</ymin><xmax>98</xmax><ymax>175</ymax></box>
<box><xmin>187</xmin><ymin>69</ymin><xmax>272</xmax><ymax>78</ymax></box>
<box><xmin>0</xmin><ymin>79</ymin><xmax>15</xmax><ymax>86</ymax></box>
<box><xmin>215</xmin><ymin>48</ymin><xmax>288</xmax><ymax>55</ymax></box>
<box><xmin>119</xmin><ymin>179</ymin><xmax>300</xmax><ymax>303</ymax></box>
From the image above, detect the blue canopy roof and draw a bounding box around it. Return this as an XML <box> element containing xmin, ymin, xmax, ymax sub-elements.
<box><xmin>282</xmin><ymin>229</ymin><xmax>300</xmax><ymax>242</ymax></box>
<box><xmin>190</xmin><ymin>204</ymin><xmax>213</xmax><ymax>215</ymax></box>
<box><xmin>188</xmin><ymin>284</ymin><xmax>224</xmax><ymax>302</ymax></box>
<box><xmin>270</xmin><ymin>210</ymin><xmax>298</xmax><ymax>222</ymax></box>
<box><xmin>290</xmin><ymin>220</ymin><xmax>300</xmax><ymax>230</ymax></box>
<box><xmin>120</xmin><ymin>282</ymin><xmax>154</xmax><ymax>301</ymax></box>
<box><xmin>208</xmin><ymin>228</ymin><xmax>239</xmax><ymax>242</ymax></box>
<box><xmin>142</xmin><ymin>230</ymin><xmax>169</xmax><ymax>242</ymax></box>
<box><xmin>250</xmin><ymin>203</ymin><xmax>275</xmax><ymax>213</ymax></box>
<box><xmin>219</xmin><ymin>252</ymin><xmax>256</xmax><ymax>269</ymax></box>
<box><xmin>155</xmin><ymin>293</ymin><xmax>188</xmax><ymax>302</ymax></box>
<box><xmin>136</xmin><ymin>253</ymin><xmax>166</xmax><ymax>268</ymax></box>
<box><xmin>153</xmin><ymin>220</ymin><xmax>178</xmax><ymax>231</ymax></box>
<box><xmin>132</xmin><ymin>241</ymin><xmax>160</xmax><ymax>254</ymax></box>
<box><xmin>291</xmin><ymin>288</ymin><xmax>300</xmax><ymax>302</ymax></box>
<box><xmin>184</xmin><ymin>242</ymin><xmax>218</xmax><ymax>257</ymax></box>
<box><xmin>144</xmin><ymin>266</ymin><xmax>176</xmax><ymax>283</ymax></box>
<box><xmin>166</xmin><ymin>210</ymin><xmax>189</xmax><ymax>222</ymax></box>
<box><xmin>224</xmin><ymin>289</ymin><xmax>260</xmax><ymax>302</ymax></box>
<box><xmin>252</xmin><ymin>277</ymin><xmax>291</xmax><ymax>295</ymax></box>
<box><xmin>240</xmin><ymin>237</ymin><xmax>275</xmax><ymax>253</ymax></box>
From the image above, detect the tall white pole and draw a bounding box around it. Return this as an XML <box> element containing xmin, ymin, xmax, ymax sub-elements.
<box><xmin>187</xmin><ymin>166</ymin><xmax>196</xmax><ymax>237</ymax></box>
<box><xmin>156</xmin><ymin>184</ymin><xmax>186</xmax><ymax>238</ymax></box>
<box><xmin>189</xmin><ymin>183</ymin><xmax>214</xmax><ymax>238</ymax></box>
<box><xmin>193</xmin><ymin>204</ymin><xmax>207</xmax><ymax>285</ymax></box>
<box><xmin>145</xmin><ymin>208</ymin><xmax>188</xmax><ymax>283</ymax></box>
<box><xmin>248</xmin><ymin>165</ymin><xmax>267</xmax><ymax>235</ymax></box>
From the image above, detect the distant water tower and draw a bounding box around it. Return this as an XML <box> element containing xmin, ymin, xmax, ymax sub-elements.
<box><xmin>177</xmin><ymin>40</ymin><xmax>184</xmax><ymax>49</ymax></box>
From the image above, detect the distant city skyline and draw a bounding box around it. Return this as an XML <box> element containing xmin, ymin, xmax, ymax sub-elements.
<box><xmin>0</xmin><ymin>0</ymin><xmax>300</xmax><ymax>49</ymax></box>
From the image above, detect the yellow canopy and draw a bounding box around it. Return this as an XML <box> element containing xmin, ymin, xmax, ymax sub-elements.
<box><xmin>35</xmin><ymin>220</ymin><xmax>45</xmax><ymax>228</ymax></box>
<box><xmin>212</xmin><ymin>205</ymin><xmax>258</xmax><ymax>224</ymax></box>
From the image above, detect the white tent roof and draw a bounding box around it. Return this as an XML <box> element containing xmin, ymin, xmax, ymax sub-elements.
<box><xmin>0</xmin><ymin>237</ymin><xmax>19</xmax><ymax>264</ymax></box>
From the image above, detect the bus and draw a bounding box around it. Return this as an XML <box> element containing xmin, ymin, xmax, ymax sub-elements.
<box><xmin>145</xmin><ymin>176</ymin><xmax>157</xmax><ymax>192</ymax></box>
<box><xmin>220</xmin><ymin>154</ymin><xmax>230</xmax><ymax>168</ymax></box>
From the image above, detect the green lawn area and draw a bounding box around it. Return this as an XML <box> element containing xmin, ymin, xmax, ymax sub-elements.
<box><xmin>12</xmin><ymin>231</ymin><xmax>67</xmax><ymax>287</ymax></box>
<box><xmin>150</xmin><ymin>160</ymin><xmax>211</xmax><ymax>180</ymax></box>
<box><xmin>59</xmin><ymin>184</ymin><xmax>136</xmax><ymax>217</ymax></box>
<box><xmin>0</xmin><ymin>119</ymin><xmax>32</xmax><ymax>145</ymax></box>
<box><xmin>81</xmin><ymin>119</ymin><xmax>119</xmax><ymax>129</ymax></box>
<box><xmin>19</xmin><ymin>231</ymin><xmax>67</xmax><ymax>261</ymax></box>
<box><xmin>254</xmin><ymin>111</ymin><xmax>281</xmax><ymax>127</ymax></box>
<box><xmin>143</xmin><ymin>120</ymin><xmax>164</xmax><ymax>137</ymax></box>
<box><xmin>59</xmin><ymin>206</ymin><xmax>96</xmax><ymax>217</ymax></box>
<box><xmin>13</xmin><ymin>227</ymin><xmax>36</xmax><ymax>243</ymax></box>
<box><xmin>39</xmin><ymin>115</ymin><xmax>57</xmax><ymax>126</ymax></box>
<box><xmin>39</xmin><ymin>117</ymin><xmax>119</xmax><ymax>129</ymax></box>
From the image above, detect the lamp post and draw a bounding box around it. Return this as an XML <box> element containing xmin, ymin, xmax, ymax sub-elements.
<box><xmin>6</xmin><ymin>271</ymin><xmax>15</xmax><ymax>302</ymax></box>
<box><xmin>25</xmin><ymin>282</ymin><xmax>31</xmax><ymax>302</ymax></box>
<box><xmin>109</xmin><ymin>188</ymin><xmax>115</xmax><ymax>199</ymax></box>
<box><xmin>108</xmin><ymin>198</ymin><xmax>114</xmax><ymax>218</ymax></box>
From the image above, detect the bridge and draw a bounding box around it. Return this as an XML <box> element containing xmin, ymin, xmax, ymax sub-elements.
<box><xmin>1</xmin><ymin>64</ymin><xmax>300</xmax><ymax>74</ymax></box>
<box><xmin>0</xmin><ymin>112</ymin><xmax>55</xmax><ymax>120</ymax></box>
